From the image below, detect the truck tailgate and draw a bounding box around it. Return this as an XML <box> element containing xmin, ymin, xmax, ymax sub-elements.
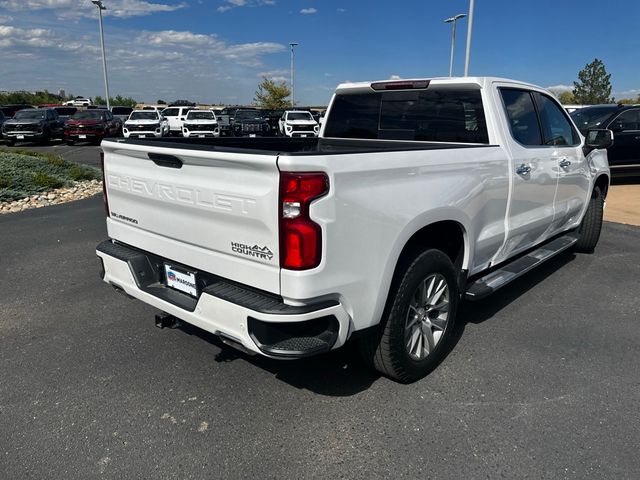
<box><xmin>101</xmin><ymin>141</ymin><xmax>281</xmax><ymax>294</ymax></box>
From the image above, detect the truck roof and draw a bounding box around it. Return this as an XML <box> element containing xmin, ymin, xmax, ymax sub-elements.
<box><xmin>335</xmin><ymin>77</ymin><xmax>543</xmax><ymax>94</ymax></box>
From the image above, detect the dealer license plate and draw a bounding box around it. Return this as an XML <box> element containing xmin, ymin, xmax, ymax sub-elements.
<box><xmin>164</xmin><ymin>264</ymin><xmax>198</xmax><ymax>297</ymax></box>
<box><xmin>139</xmin><ymin>135</ymin><xmax>146</xmax><ymax>138</ymax></box>
<box><xmin>198</xmin><ymin>135</ymin><xmax>205</xmax><ymax>138</ymax></box>
<box><xmin>17</xmin><ymin>135</ymin><xmax>24</xmax><ymax>140</ymax></box>
<box><xmin>79</xmin><ymin>135</ymin><xmax>87</xmax><ymax>139</ymax></box>
<box><xmin>249</xmin><ymin>134</ymin><xmax>256</xmax><ymax>138</ymax></box>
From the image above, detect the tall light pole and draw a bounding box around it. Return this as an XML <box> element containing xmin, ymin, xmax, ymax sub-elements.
<box><xmin>464</xmin><ymin>0</ymin><xmax>475</xmax><ymax>76</ymax></box>
<box><xmin>92</xmin><ymin>0</ymin><xmax>111</xmax><ymax>109</ymax></box>
<box><xmin>444</xmin><ymin>13</ymin><xmax>466</xmax><ymax>77</ymax></box>
<box><xmin>289</xmin><ymin>42</ymin><xmax>298</xmax><ymax>108</ymax></box>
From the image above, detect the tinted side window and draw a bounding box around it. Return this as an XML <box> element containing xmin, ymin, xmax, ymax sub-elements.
<box><xmin>611</xmin><ymin>109</ymin><xmax>640</xmax><ymax>131</ymax></box>
<box><xmin>163</xmin><ymin>108</ymin><xmax>179</xmax><ymax>117</ymax></box>
<box><xmin>325</xmin><ymin>88</ymin><xmax>489</xmax><ymax>143</ymax></box>
<box><xmin>534</xmin><ymin>93</ymin><xmax>579</xmax><ymax>146</ymax></box>
<box><xmin>500</xmin><ymin>89</ymin><xmax>542</xmax><ymax>146</ymax></box>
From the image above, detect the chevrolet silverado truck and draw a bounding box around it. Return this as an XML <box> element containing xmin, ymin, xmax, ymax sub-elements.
<box><xmin>2</xmin><ymin>108</ymin><xmax>64</xmax><ymax>145</ymax></box>
<box><xmin>182</xmin><ymin>110</ymin><xmax>219</xmax><ymax>138</ymax></box>
<box><xmin>96</xmin><ymin>77</ymin><xmax>612</xmax><ymax>382</ymax></box>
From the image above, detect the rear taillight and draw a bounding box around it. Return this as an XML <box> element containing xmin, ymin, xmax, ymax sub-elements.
<box><xmin>100</xmin><ymin>151</ymin><xmax>109</xmax><ymax>217</ymax></box>
<box><xmin>279</xmin><ymin>172</ymin><xmax>329</xmax><ymax>270</ymax></box>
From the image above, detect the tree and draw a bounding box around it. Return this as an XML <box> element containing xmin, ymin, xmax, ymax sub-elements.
<box><xmin>253</xmin><ymin>77</ymin><xmax>291</xmax><ymax>109</ymax></box>
<box><xmin>558</xmin><ymin>91</ymin><xmax>576</xmax><ymax>105</ymax></box>
<box><xmin>572</xmin><ymin>58</ymin><xmax>613</xmax><ymax>104</ymax></box>
<box><xmin>157</xmin><ymin>99</ymin><xmax>167</xmax><ymax>105</ymax></box>
<box><xmin>94</xmin><ymin>95</ymin><xmax>138</xmax><ymax>107</ymax></box>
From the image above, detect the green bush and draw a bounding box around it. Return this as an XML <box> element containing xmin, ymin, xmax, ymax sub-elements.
<box><xmin>0</xmin><ymin>150</ymin><xmax>102</xmax><ymax>202</ymax></box>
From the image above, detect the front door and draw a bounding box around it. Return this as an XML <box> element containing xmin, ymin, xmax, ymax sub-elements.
<box><xmin>532</xmin><ymin>92</ymin><xmax>590</xmax><ymax>234</ymax></box>
<box><xmin>607</xmin><ymin>108</ymin><xmax>640</xmax><ymax>172</ymax></box>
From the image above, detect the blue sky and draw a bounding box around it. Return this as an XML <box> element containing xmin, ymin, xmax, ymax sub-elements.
<box><xmin>0</xmin><ymin>0</ymin><xmax>638</xmax><ymax>105</ymax></box>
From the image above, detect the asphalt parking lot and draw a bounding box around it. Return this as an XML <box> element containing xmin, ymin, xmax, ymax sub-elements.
<box><xmin>1</xmin><ymin>194</ymin><xmax>639</xmax><ymax>478</ymax></box>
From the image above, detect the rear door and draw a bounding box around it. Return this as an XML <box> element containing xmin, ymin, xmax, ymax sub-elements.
<box><xmin>102</xmin><ymin>141</ymin><xmax>282</xmax><ymax>294</ymax></box>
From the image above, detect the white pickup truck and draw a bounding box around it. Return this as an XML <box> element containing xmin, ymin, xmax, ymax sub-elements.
<box><xmin>96</xmin><ymin>77</ymin><xmax>612</xmax><ymax>382</ymax></box>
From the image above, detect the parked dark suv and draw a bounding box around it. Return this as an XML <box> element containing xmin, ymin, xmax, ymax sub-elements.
<box><xmin>571</xmin><ymin>104</ymin><xmax>640</xmax><ymax>177</ymax></box>
<box><xmin>1</xmin><ymin>108</ymin><xmax>64</xmax><ymax>146</ymax></box>
<box><xmin>231</xmin><ymin>109</ymin><xmax>271</xmax><ymax>137</ymax></box>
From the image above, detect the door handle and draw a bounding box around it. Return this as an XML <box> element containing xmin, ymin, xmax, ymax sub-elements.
<box><xmin>559</xmin><ymin>158</ymin><xmax>572</xmax><ymax>168</ymax></box>
<box><xmin>516</xmin><ymin>164</ymin><xmax>531</xmax><ymax>175</ymax></box>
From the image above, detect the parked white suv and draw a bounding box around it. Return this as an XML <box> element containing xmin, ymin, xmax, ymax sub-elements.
<box><xmin>65</xmin><ymin>96</ymin><xmax>92</xmax><ymax>107</ymax></box>
<box><xmin>182</xmin><ymin>110</ymin><xmax>219</xmax><ymax>138</ymax></box>
<box><xmin>278</xmin><ymin>110</ymin><xmax>319</xmax><ymax>137</ymax></box>
<box><xmin>161</xmin><ymin>106</ymin><xmax>194</xmax><ymax>135</ymax></box>
<box><xmin>122</xmin><ymin>110</ymin><xmax>169</xmax><ymax>138</ymax></box>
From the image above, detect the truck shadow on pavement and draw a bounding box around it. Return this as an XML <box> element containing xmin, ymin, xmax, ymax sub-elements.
<box><xmin>178</xmin><ymin>251</ymin><xmax>576</xmax><ymax>397</ymax></box>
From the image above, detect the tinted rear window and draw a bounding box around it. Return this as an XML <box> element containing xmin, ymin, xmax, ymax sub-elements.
<box><xmin>324</xmin><ymin>88</ymin><xmax>489</xmax><ymax>143</ymax></box>
<box><xmin>111</xmin><ymin>107</ymin><xmax>133</xmax><ymax>115</ymax></box>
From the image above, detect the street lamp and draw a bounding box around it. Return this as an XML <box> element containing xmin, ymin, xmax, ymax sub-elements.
<box><xmin>464</xmin><ymin>0</ymin><xmax>475</xmax><ymax>76</ymax></box>
<box><xmin>289</xmin><ymin>42</ymin><xmax>298</xmax><ymax>108</ymax></box>
<box><xmin>91</xmin><ymin>0</ymin><xmax>111</xmax><ymax>109</ymax></box>
<box><xmin>444</xmin><ymin>13</ymin><xmax>466</xmax><ymax>77</ymax></box>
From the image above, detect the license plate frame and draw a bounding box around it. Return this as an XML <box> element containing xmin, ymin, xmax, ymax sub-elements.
<box><xmin>79</xmin><ymin>134</ymin><xmax>87</xmax><ymax>139</ymax></box>
<box><xmin>164</xmin><ymin>264</ymin><xmax>198</xmax><ymax>297</ymax></box>
<box><xmin>17</xmin><ymin>135</ymin><xmax>24</xmax><ymax>140</ymax></box>
<box><xmin>249</xmin><ymin>134</ymin><xmax>256</xmax><ymax>138</ymax></box>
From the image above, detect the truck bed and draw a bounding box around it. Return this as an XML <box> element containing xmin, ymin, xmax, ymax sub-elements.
<box><xmin>116</xmin><ymin>136</ymin><xmax>494</xmax><ymax>156</ymax></box>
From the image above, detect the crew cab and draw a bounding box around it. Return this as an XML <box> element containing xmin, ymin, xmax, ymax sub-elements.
<box><xmin>123</xmin><ymin>110</ymin><xmax>169</xmax><ymax>139</ymax></box>
<box><xmin>1</xmin><ymin>108</ymin><xmax>64</xmax><ymax>145</ymax></box>
<box><xmin>182</xmin><ymin>110</ymin><xmax>219</xmax><ymax>138</ymax></box>
<box><xmin>64</xmin><ymin>109</ymin><xmax>122</xmax><ymax>145</ymax></box>
<box><xmin>96</xmin><ymin>77</ymin><xmax>612</xmax><ymax>382</ymax></box>
<box><xmin>232</xmin><ymin>109</ymin><xmax>270</xmax><ymax>137</ymax></box>
<box><xmin>278</xmin><ymin>110</ymin><xmax>319</xmax><ymax>137</ymax></box>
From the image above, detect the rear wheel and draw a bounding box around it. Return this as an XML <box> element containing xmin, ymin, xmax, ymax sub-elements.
<box><xmin>358</xmin><ymin>249</ymin><xmax>460</xmax><ymax>383</ymax></box>
<box><xmin>574</xmin><ymin>186</ymin><xmax>604</xmax><ymax>253</ymax></box>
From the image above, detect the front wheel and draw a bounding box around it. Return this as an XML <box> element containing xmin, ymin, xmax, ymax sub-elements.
<box><xmin>358</xmin><ymin>249</ymin><xmax>460</xmax><ymax>383</ymax></box>
<box><xmin>574</xmin><ymin>186</ymin><xmax>604</xmax><ymax>253</ymax></box>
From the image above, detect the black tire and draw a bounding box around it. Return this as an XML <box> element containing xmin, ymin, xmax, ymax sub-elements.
<box><xmin>66</xmin><ymin>139</ymin><xmax>75</xmax><ymax>146</ymax></box>
<box><xmin>5</xmin><ymin>140</ymin><xmax>14</xmax><ymax>147</ymax></box>
<box><xmin>574</xmin><ymin>186</ymin><xmax>604</xmax><ymax>253</ymax></box>
<box><xmin>358</xmin><ymin>249</ymin><xmax>460</xmax><ymax>383</ymax></box>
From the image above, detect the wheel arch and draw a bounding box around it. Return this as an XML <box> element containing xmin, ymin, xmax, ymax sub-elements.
<box><xmin>594</xmin><ymin>174</ymin><xmax>610</xmax><ymax>198</ymax></box>
<box><xmin>370</xmin><ymin>217</ymin><xmax>470</xmax><ymax>332</ymax></box>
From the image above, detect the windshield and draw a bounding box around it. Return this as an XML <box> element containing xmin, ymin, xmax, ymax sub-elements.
<box><xmin>129</xmin><ymin>112</ymin><xmax>159</xmax><ymax>120</ymax></box>
<box><xmin>112</xmin><ymin>107</ymin><xmax>132</xmax><ymax>115</ymax></box>
<box><xmin>187</xmin><ymin>111</ymin><xmax>215</xmax><ymax>120</ymax></box>
<box><xmin>235</xmin><ymin>110</ymin><xmax>262</xmax><ymax>121</ymax></box>
<box><xmin>570</xmin><ymin>106</ymin><xmax>618</xmax><ymax>130</ymax></box>
<box><xmin>287</xmin><ymin>112</ymin><xmax>313</xmax><ymax>121</ymax></box>
<box><xmin>71</xmin><ymin>111</ymin><xmax>103</xmax><ymax>120</ymax></box>
<box><xmin>14</xmin><ymin>110</ymin><xmax>45</xmax><ymax>120</ymax></box>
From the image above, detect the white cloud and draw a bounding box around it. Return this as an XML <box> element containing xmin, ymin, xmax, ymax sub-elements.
<box><xmin>300</xmin><ymin>7</ymin><xmax>317</xmax><ymax>15</ymax></box>
<box><xmin>546</xmin><ymin>84</ymin><xmax>573</xmax><ymax>93</ymax></box>
<box><xmin>0</xmin><ymin>0</ymin><xmax>186</xmax><ymax>19</ymax></box>
<box><xmin>336</xmin><ymin>8</ymin><xmax>346</xmax><ymax>13</ymax></box>
<box><xmin>0</xmin><ymin>14</ymin><xmax>14</xmax><ymax>22</ymax></box>
<box><xmin>389</xmin><ymin>74</ymin><xmax>401</xmax><ymax>80</ymax></box>
<box><xmin>217</xmin><ymin>0</ymin><xmax>275</xmax><ymax>13</ymax></box>
<box><xmin>615</xmin><ymin>88</ymin><xmax>640</xmax><ymax>97</ymax></box>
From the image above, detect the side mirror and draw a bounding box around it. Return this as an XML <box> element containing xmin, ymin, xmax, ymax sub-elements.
<box><xmin>180</xmin><ymin>117</ymin><xmax>185</xmax><ymax>121</ymax></box>
<box><xmin>585</xmin><ymin>129</ymin><xmax>613</xmax><ymax>151</ymax></box>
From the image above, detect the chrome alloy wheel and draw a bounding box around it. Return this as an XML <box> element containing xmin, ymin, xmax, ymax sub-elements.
<box><xmin>405</xmin><ymin>273</ymin><xmax>450</xmax><ymax>360</ymax></box>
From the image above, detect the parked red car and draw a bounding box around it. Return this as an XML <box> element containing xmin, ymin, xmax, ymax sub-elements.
<box><xmin>64</xmin><ymin>110</ymin><xmax>122</xmax><ymax>145</ymax></box>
